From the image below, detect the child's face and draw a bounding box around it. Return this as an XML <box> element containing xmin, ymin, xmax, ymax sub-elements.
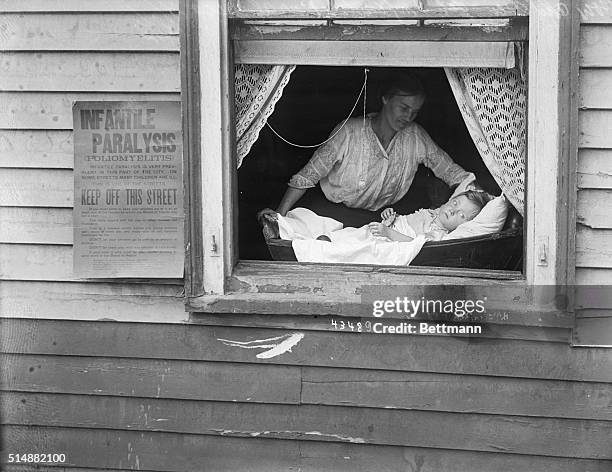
<box><xmin>437</xmin><ymin>195</ymin><xmax>481</xmax><ymax>231</ymax></box>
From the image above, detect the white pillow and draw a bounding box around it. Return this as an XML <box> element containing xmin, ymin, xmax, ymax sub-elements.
<box><xmin>443</xmin><ymin>194</ymin><xmax>509</xmax><ymax>240</ymax></box>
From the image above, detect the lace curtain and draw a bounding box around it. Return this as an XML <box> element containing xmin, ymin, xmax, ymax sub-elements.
<box><xmin>234</xmin><ymin>64</ymin><xmax>295</xmax><ymax>168</ymax></box>
<box><xmin>444</xmin><ymin>67</ymin><xmax>527</xmax><ymax>216</ymax></box>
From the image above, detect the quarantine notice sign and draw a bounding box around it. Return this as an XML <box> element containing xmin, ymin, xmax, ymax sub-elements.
<box><xmin>73</xmin><ymin>101</ymin><xmax>183</xmax><ymax>278</ymax></box>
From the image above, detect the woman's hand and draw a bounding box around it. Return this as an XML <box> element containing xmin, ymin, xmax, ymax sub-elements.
<box><xmin>368</xmin><ymin>222</ymin><xmax>391</xmax><ymax>238</ymax></box>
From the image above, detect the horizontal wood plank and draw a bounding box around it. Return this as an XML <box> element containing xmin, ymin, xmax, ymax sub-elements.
<box><xmin>229</xmin><ymin>2</ymin><xmax>528</xmax><ymax>19</ymax></box>
<box><xmin>0</xmin><ymin>207</ymin><xmax>72</xmax><ymax>244</ymax></box>
<box><xmin>235</xmin><ymin>39</ymin><xmax>515</xmax><ymax>67</ymax></box>
<box><xmin>2</xmin><ymin>319</ymin><xmax>611</xmax><ymax>382</ymax></box>
<box><xmin>231</xmin><ymin>22</ymin><xmax>528</xmax><ymax>42</ymax></box>
<box><xmin>0</xmin><ymin>281</ymin><xmax>187</xmax><ymax>322</ymax></box>
<box><xmin>192</xmin><ymin>313</ymin><xmax>570</xmax><ymax>343</ymax></box>
<box><xmin>576</xmin><ymin>226</ymin><xmax>612</xmax><ymax>268</ymax></box>
<box><xmin>0</xmin><ymin>13</ymin><xmax>178</xmax><ymax>51</ymax></box>
<box><xmin>3</xmin><ymin>392</ymin><xmax>611</xmax><ymax>458</ymax></box>
<box><xmin>0</xmin><ymin>52</ymin><xmax>179</xmax><ymax>92</ymax></box>
<box><xmin>5</xmin><ymin>354</ymin><xmax>608</xmax><ymax>419</ymax></box>
<box><xmin>0</xmin><ymin>92</ymin><xmax>179</xmax><ymax>130</ymax></box>
<box><xmin>0</xmin><ymin>131</ymin><xmax>73</xmax><ymax>168</ymax></box>
<box><xmin>0</xmin><ymin>169</ymin><xmax>72</xmax><ymax>207</ymax></box>
<box><xmin>580</xmin><ymin>25</ymin><xmax>612</xmax><ymax>66</ymax></box>
<box><xmin>5</xmin><ymin>425</ymin><xmax>610</xmax><ymax>472</ymax></box>
<box><xmin>0</xmin><ymin>244</ymin><xmax>185</xmax><ymax>283</ymax></box>
<box><xmin>579</xmin><ymin>0</ymin><xmax>612</xmax><ymax>23</ymax></box>
<box><xmin>577</xmin><ymin>267</ymin><xmax>612</xmax><ymax>284</ymax></box>
<box><xmin>577</xmin><ymin>190</ymin><xmax>612</xmax><ymax>228</ymax></box>
<box><xmin>1</xmin><ymin>355</ymin><xmax>301</xmax><ymax>404</ymax></box>
<box><xmin>0</xmin><ymin>244</ymin><xmax>73</xmax><ymax>280</ymax></box>
<box><xmin>580</xmin><ymin>69</ymin><xmax>612</xmax><ymax>110</ymax></box>
<box><xmin>576</xmin><ymin>286</ymin><xmax>612</xmax><ymax>310</ymax></box>
<box><xmin>574</xmin><ymin>317</ymin><xmax>612</xmax><ymax>347</ymax></box>
<box><xmin>301</xmin><ymin>366</ymin><xmax>612</xmax><ymax>420</ymax></box>
<box><xmin>577</xmin><ymin>149</ymin><xmax>612</xmax><ymax>189</ymax></box>
<box><xmin>0</xmin><ymin>0</ymin><xmax>179</xmax><ymax>12</ymax></box>
<box><xmin>579</xmin><ymin>110</ymin><xmax>612</xmax><ymax>148</ymax></box>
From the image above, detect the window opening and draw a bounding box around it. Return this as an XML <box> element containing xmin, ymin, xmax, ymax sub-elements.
<box><xmin>237</xmin><ymin>66</ymin><xmax>523</xmax><ymax>272</ymax></box>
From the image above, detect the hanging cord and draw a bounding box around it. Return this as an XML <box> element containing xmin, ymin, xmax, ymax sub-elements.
<box><xmin>266</xmin><ymin>68</ymin><xmax>369</xmax><ymax>149</ymax></box>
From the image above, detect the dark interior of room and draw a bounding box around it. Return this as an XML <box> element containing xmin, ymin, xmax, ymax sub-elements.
<box><xmin>237</xmin><ymin>66</ymin><xmax>502</xmax><ymax>261</ymax></box>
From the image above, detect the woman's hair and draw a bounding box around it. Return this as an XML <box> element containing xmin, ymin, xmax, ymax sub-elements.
<box><xmin>379</xmin><ymin>71</ymin><xmax>426</xmax><ymax>100</ymax></box>
<box><xmin>456</xmin><ymin>190</ymin><xmax>491</xmax><ymax>213</ymax></box>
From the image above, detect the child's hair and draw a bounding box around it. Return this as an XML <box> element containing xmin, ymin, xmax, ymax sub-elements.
<box><xmin>455</xmin><ymin>190</ymin><xmax>491</xmax><ymax>214</ymax></box>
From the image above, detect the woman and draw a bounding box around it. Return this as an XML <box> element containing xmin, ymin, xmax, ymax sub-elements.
<box><xmin>260</xmin><ymin>71</ymin><xmax>475</xmax><ymax>228</ymax></box>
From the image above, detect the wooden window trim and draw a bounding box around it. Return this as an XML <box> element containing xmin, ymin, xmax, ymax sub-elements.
<box><xmin>226</xmin><ymin>1</ymin><xmax>529</xmax><ymax>20</ymax></box>
<box><xmin>183</xmin><ymin>0</ymin><xmax>579</xmax><ymax>328</ymax></box>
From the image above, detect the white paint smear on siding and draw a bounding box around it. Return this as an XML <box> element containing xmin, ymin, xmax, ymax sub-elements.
<box><xmin>217</xmin><ymin>332</ymin><xmax>304</xmax><ymax>359</ymax></box>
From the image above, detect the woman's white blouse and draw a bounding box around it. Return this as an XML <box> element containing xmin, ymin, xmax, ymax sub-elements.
<box><xmin>289</xmin><ymin>115</ymin><xmax>473</xmax><ymax>211</ymax></box>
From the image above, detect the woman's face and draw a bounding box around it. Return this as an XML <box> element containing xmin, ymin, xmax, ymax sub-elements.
<box><xmin>381</xmin><ymin>93</ymin><xmax>425</xmax><ymax>132</ymax></box>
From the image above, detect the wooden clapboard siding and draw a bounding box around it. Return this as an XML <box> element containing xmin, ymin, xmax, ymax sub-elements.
<box><xmin>580</xmin><ymin>69</ymin><xmax>612</xmax><ymax>108</ymax></box>
<box><xmin>576</xmin><ymin>225</ymin><xmax>612</xmax><ymax>268</ymax></box>
<box><xmin>5</xmin><ymin>426</ymin><xmax>611</xmax><ymax>472</ymax></box>
<box><xmin>574</xmin><ymin>317</ymin><xmax>612</xmax><ymax>346</ymax></box>
<box><xmin>574</xmin><ymin>1</ymin><xmax>612</xmax><ymax>346</ymax></box>
<box><xmin>577</xmin><ymin>150</ymin><xmax>612</xmax><ymax>189</ymax></box>
<box><xmin>3</xmin><ymin>391</ymin><xmax>611</xmax><ymax>459</ymax></box>
<box><xmin>577</xmin><ymin>267</ymin><xmax>612</xmax><ymax>285</ymax></box>
<box><xmin>1</xmin><ymin>355</ymin><xmax>301</xmax><ymax>404</ymax></box>
<box><xmin>7</xmin><ymin>392</ymin><xmax>612</xmax><ymax>459</ymax></box>
<box><xmin>576</xmin><ymin>191</ymin><xmax>612</xmax><ymax>228</ymax></box>
<box><xmin>0</xmin><ymin>244</ymin><xmax>186</xmax><ymax>283</ymax></box>
<box><xmin>0</xmin><ymin>13</ymin><xmax>179</xmax><ymax>51</ymax></box>
<box><xmin>0</xmin><ymin>52</ymin><xmax>179</xmax><ymax>92</ymax></box>
<box><xmin>0</xmin><ymin>169</ymin><xmax>72</xmax><ymax>207</ymax></box>
<box><xmin>0</xmin><ymin>92</ymin><xmax>179</xmax><ymax>130</ymax></box>
<box><xmin>0</xmin><ymin>281</ymin><xmax>186</xmax><ymax>322</ymax></box>
<box><xmin>0</xmin><ymin>0</ymin><xmax>179</xmax><ymax>13</ymax></box>
<box><xmin>3</xmin><ymin>354</ymin><xmax>609</xmax><ymax>420</ymax></box>
<box><xmin>579</xmin><ymin>110</ymin><xmax>612</xmax><ymax>147</ymax></box>
<box><xmin>0</xmin><ymin>131</ymin><xmax>73</xmax><ymax>168</ymax></box>
<box><xmin>580</xmin><ymin>0</ymin><xmax>612</xmax><ymax>24</ymax></box>
<box><xmin>580</xmin><ymin>25</ymin><xmax>612</xmax><ymax>66</ymax></box>
<box><xmin>2</xmin><ymin>319</ymin><xmax>611</xmax><ymax>382</ymax></box>
<box><xmin>0</xmin><ymin>207</ymin><xmax>72</xmax><ymax>244</ymax></box>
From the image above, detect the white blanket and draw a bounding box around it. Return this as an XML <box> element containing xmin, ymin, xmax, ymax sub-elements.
<box><xmin>277</xmin><ymin>208</ymin><xmax>427</xmax><ymax>265</ymax></box>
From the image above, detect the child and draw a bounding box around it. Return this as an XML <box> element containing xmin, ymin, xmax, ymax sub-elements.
<box><xmin>319</xmin><ymin>190</ymin><xmax>489</xmax><ymax>243</ymax></box>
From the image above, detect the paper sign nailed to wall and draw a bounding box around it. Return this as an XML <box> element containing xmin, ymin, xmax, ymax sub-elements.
<box><xmin>73</xmin><ymin>101</ymin><xmax>184</xmax><ymax>278</ymax></box>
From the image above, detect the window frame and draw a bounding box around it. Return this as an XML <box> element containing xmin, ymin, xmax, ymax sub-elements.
<box><xmin>183</xmin><ymin>0</ymin><xmax>579</xmax><ymax>328</ymax></box>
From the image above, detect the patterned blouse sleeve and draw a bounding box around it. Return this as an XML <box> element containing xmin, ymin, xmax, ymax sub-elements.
<box><xmin>288</xmin><ymin>124</ymin><xmax>348</xmax><ymax>189</ymax></box>
<box><xmin>418</xmin><ymin>126</ymin><xmax>474</xmax><ymax>187</ymax></box>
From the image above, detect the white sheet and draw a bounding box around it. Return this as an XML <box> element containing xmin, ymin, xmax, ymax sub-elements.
<box><xmin>277</xmin><ymin>208</ymin><xmax>427</xmax><ymax>266</ymax></box>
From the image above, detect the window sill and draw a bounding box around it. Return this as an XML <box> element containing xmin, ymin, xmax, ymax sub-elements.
<box><xmin>186</xmin><ymin>261</ymin><xmax>573</xmax><ymax>328</ymax></box>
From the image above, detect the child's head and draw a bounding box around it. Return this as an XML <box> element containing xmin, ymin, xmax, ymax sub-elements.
<box><xmin>437</xmin><ymin>190</ymin><xmax>489</xmax><ymax>231</ymax></box>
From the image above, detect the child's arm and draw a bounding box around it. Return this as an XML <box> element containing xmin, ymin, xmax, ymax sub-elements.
<box><xmin>368</xmin><ymin>223</ymin><xmax>414</xmax><ymax>242</ymax></box>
